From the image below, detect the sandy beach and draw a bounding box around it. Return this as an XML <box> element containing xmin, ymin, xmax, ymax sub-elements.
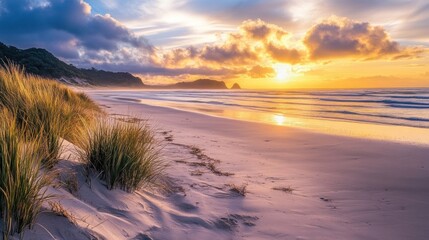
<box><xmin>2</xmin><ymin>1</ymin><xmax>429</xmax><ymax>239</ymax></box>
<box><xmin>41</xmin><ymin>91</ymin><xmax>426</xmax><ymax>240</ymax></box>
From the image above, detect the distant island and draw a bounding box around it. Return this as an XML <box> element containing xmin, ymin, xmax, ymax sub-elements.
<box><xmin>0</xmin><ymin>42</ymin><xmax>240</xmax><ymax>89</ymax></box>
<box><xmin>231</xmin><ymin>83</ymin><xmax>241</xmax><ymax>89</ymax></box>
<box><xmin>146</xmin><ymin>79</ymin><xmax>240</xmax><ymax>90</ymax></box>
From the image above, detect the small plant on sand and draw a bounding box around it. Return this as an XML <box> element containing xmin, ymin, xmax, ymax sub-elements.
<box><xmin>228</xmin><ymin>183</ymin><xmax>248</xmax><ymax>196</ymax></box>
<box><xmin>48</xmin><ymin>201</ymin><xmax>77</xmax><ymax>225</ymax></box>
<box><xmin>190</xmin><ymin>146</ymin><xmax>203</xmax><ymax>157</ymax></box>
<box><xmin>272</xmin><ymin>186</ymin><xmax>294</xmax><ymax>193</ymax></box>
<box><xmin>61</xmin><ymin>171</ymin><xmax>79</xmax><ymax>195</ymax></box>
<box><xmin>79</xmin><ymin>118</ymin><xmax>163</xmax><ymax>192</ymax></box>
<box><xmin>0</xmin><ymin>112</ymin><xmax>53</xmax><ymax>239</ymax></box>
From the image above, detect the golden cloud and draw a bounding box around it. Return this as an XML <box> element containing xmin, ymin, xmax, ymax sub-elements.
<box><xmin>153</xmin><ymin>17</ymin><xmax>424</xmax><ymax>80</ymax></box>
<box><xmin>248</xmin><ymin>65</ymin><xmax>276</xmax><ymax>78</ymax></box>
<box><xmin>304</xmin><ymin>16</ymin><xmax>422</xmax><ymax>60</ymax></box>
<box><xmin>240</xmin><ymin>19</ymin><xmax>289</xmax><ymax>41</ymax></box>
<box><xmin>156</xmin><ymin>19</ymin><xmax>303</xmax><ymax>78</ymax></box>
<box><xmin>266</xmin><ymin>43</ymin><xmax>304</xmax><ymax>64</ymax></box>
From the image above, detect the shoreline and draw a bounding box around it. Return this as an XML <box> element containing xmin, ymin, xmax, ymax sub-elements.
<box><xmin>88</xmin><ymin>91</ymin><xmax>429</xmax><ymax>239</ymax></box>
<box><xmin>86</xmin><ymin>89</ymin><xmax>429</xmax><ymax>147</ymax></box>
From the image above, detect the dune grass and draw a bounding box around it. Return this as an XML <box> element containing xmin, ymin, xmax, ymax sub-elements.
<box><xmin>0</xmin><ymin>111</ymin><xmax>53</xmax><ymax>239</ymax></box>
<box><xmin>0</xmin><ymin>63</ymin><xmax>102</xmax><ymax>238</ymax></box>
<box><xmin>228</xmin><ymin>183</ymin><xmax>248</xmax><ymax>196</ymax></box>
<box><xmin>78</xmin><ymin>118</ymin><xmax>163</xmax><ymax>192</ymax></box>
<box><xmin>0</xmin><ymin>63</ymin><xmax>101</xmax><ymax>168</ymax></box>
<box><xmin>0</xmin><ymin>62</ymin><xmax>163</xmax><ymax>238</ymax></box>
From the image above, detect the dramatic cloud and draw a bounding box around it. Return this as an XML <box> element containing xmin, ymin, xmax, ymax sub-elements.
<box><xmin>303</xmin><ymin>16</ymin><xmax>422</xmax><ymax>60</ymax></box>
<box><xmin>144</xmin><ymin>19</ymin><xmax>310</xmax><ymax>80</ymax></box>
<box><xmin>157</xmin><ymin>19</ymin><xmax>303</xmax><ymax>70</ymax></box>
<box><xmin>155</xmin><ymin>17</ymin><xmax>423</xmax><ymax>79</ymax></box>
<box><xmin>0</xmin><ymin>0</ymin><xmax>426</xmax><ymax>86</ymax></box>
<box><xmin>0</xmin><ymin>0</ymin><xmax>153</xmax><ymax>60</ymax></box>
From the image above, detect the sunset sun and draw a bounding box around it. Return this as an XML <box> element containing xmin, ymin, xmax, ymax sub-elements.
<box><xmin>274</xmin><ymin>64</ymin><xmax>292</xmax><ymax>82</ymax></box>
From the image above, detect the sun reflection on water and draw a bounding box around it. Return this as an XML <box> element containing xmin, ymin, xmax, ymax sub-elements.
<box><xmin>128</xmin><ymin>96</ymin><xmax>429</xmax><ymax>146</ymax></box>
<box><xmin>273</xmin><ymin>114</ymin><xmax>286</xmax><ymax>125</ymax></box>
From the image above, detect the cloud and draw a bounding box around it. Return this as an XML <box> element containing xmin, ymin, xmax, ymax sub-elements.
<box><xmin>147</xmin><ymin>19</ymin><xmax>307</xmax><ymax>80</ymax></box>
<box><xmin>303</xmin><ymin>16</ymin><xmax>422</xmax><ymax>60</ymax></box>
<box><xmin>200</xmin><ymin>43</ymin><xmax>259</xmax><ymax>64</ymax></box>
<box><xmin>266</xmin><ymin>43</ymin><xmax>303</xmax><ymax>64</ymax></box>
<box><xmin>0</xmin><ymin>0</ymin><xmax>153</xmax><ymax>59</ymax></box>
<box><xmin>240</xmin><ymin>18</ymin><xmax>289</xmax><ymax>40</ymax></box>
<box><xmin>398</xmin><ymin>3</ymin><xmax>429</xmax><ymax>41</ymax></box>
<box><xmin>248</xmin><ymin>65</ymin><xmax>275</xmax><ymax>78</ymax></box>
<box><xmin>157</xmin><ymin>19</ymin><xmax>303</xmax><ymax>72</ymax></box>
<box><xmin>0</xmin><ymin>0</ymin><xmax>425</xmax><ymax>84</ymax></box>
<box><xmin>151</xmin><ymin>17</ymin><xmax>424</xmax><ymax>79</ymax></box>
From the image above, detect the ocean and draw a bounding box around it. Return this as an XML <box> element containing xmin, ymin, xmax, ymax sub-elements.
<box><xmin>92</xmin><ymin>88</ymin><xmax>429</xmax><ymax>145</ymax></box>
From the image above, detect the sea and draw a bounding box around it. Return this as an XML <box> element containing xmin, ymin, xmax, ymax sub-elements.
<box><xmin>92</xmin><ymin>88</ymin><xmax>429</xmax><ymax>146</ymax></box>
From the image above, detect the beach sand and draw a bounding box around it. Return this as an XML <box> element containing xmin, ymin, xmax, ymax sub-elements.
<box><xmin>23</xmin><ymin>92</ymin><xmax>429</xmax><ymax>240</ymax></box>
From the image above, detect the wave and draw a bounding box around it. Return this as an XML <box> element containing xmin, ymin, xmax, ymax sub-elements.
<box><xmin>319</xmin><ymin>98</ymin><xmax>429</xmax><ymax>107</ymax></box>
<box><xmin>108</xmin><ymin>88</ymin><xmax>429</xmax><ymax>129</ymax></box>
<box><xmin>321</xmin><ymin>110</ymin><xmax>429</xmax><ymax>123</ymax></box>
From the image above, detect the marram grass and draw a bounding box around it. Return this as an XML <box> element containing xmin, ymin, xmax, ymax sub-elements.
<box><xmin>0</xmin><ymin>62</ymin><xmax>101</xmax><ymax>238</ymax></box>
<box><xmin>0</xmin><ymin>62</ymin><xmax>163</xmax><ymax>239</ymax></box>
<box><xmin>0</xmin><ymin>111</ymin><xmax>53</xmax><ymax>239</ymax></box>
<box><xmin>79</xmin><ymin>118</ymin><xmax>163</xmax><ymax>192</ymax></box>
<box><xmin>0</xmin><ymin>63</ymin><xmax>101</xmax><ymax>168</ymax></box>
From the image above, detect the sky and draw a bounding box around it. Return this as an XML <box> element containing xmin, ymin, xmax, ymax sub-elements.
<box><xmin>0</xmin><ymin>0</ymin><xmax>428</xmax><ymax>89</ymax></box>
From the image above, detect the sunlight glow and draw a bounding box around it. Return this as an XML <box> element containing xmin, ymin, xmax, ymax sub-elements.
<box><xmin>274</xmin><ymin>64</ymin><xmax>292</xmax><ymax>82</ymax></box>
<box><xmin>273</xmin><ymin>114</ymin><xmax>286</xmax><ymax>125</ymax></box>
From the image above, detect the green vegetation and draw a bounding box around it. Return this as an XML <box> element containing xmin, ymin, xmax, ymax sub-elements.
<box><xmin>0</xmin><ymin>111</ymin><xmax>52</xmax><ymax>239</ymax></box>
<box><xmin>0</xmin><ymin>62</ymin><xmax>162</xmax><ymax>238</ymax></box>
<box><xmin>0</xmin><ymin>63</ymin><xmax>100</xmax><ymax>168</ymax></box>
<box><xmin>0</xmin><ymin>63</ymin><xmax>99</xmax><ymax>238</ymax></box>
<box><xmin>78</xmin><ymin>118</ymin><xmax>163</xmax><ymax>192</ymax></box>
<box><xmin>0</xmin><ymin>42</ymin><xmax>144</xmax><ymax>87</ymax></box>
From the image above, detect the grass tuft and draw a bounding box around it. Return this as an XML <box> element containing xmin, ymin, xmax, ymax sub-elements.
<box><xmin>272</xmin><ymin>186</ymin><xmax>294</xmax><ymax>193</ymax></box>
<box><xmin>0</xmin><ymin>62</ymin><xmax>102</xmax><ymax>238</ymax></box>
<box><xmin>0</xmin><ymin>63</ymin><xmax>101</xmax><ymax>168</ymax></box>
<box><xmin>78</xmin><ymin>118</ymin><xmax>163</xmax><ymax>192</ymax></box>
<box><xmin>48</xmin><ymin>201</ymin><xmax>77</xmax><ymax>226</ymax></box>
<box><xmin>0</xmin><ymin>112</ymin><xmax>53</xmax><ymax>239</ymax></box>
<box><xmin>227</xmin><ymin>183</ymin><xmax>248</xmax><ymax>196</ymax></box>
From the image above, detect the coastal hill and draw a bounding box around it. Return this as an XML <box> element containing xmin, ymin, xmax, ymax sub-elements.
<box><xmin>0</xmin><ymin>42</ymin><xmax>144</xmax><ymax>87</ymax></box>
<box><xmin>0</xmin><ymin>42</ymin><xmax>239</xmax><ymax>89</ymax></box>
<box><xmin>147</xmin><ymin>79</ymin><xmax>229</xmax><ymax>89</ymax></box>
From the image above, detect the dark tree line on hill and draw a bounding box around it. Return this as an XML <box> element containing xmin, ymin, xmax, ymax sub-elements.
<box><xmin>0</xmin><ymin>42</ymin><xmax>144</xmax><ymax>87</ymax></box>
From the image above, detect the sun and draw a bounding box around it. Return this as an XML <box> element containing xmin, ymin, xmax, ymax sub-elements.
<box><xmin>274</xmin><ymin>64</ymin><xmax>292</xmax><ymax>82</ymax></box>
<box><xmin>273</xmin><ymin>114</ymin><xmax>286</xmax><ymax>125</ymax></box>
